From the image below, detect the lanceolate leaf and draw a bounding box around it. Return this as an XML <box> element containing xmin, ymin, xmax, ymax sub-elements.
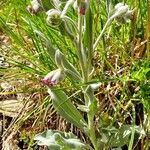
<box><xmin>48</xmin><ymin>88</ymin><xmax>86</xmax><ymax>129</ymax></box>
<box><xmin>84</xmin><ymin>5</ymin><xmax>93</xmax><ymax>61</ymax></box>
<box><xmin>34</xmin><ymin>130</ymin><xmax>86</xmax><ymax>149</ymax></box>
<box><xmin>84</xmin><ymin>6</ymin><xmax>93</xmax><ymax>49</ymax></box>
<box><xmin>55</xmin><ymin>50</ymin><xmax>82</xmax><ymax>82</ymax></box>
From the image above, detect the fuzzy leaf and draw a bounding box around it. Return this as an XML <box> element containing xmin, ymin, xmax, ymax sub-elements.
<box><xmin>84</xmin><ymin>5</ymin><xmax>93</xmax><ymax>69</ymax></box>
<box><xmin>101</xmin><ymin>125</ymin><xmax>145</xmax><ymax>147</ymax></box>
<box><xmin>48</xmin><ymin>88</ymin><xmax>86</xmax><ymax>129</ymax></box>
<box><xmin>55</xmin><ymin>50</ymin><xmax>82</xmax><ymax>82</ymax></box>
<box><xmin>34</xmin><ymin>130</ymin><xmax>86</xmax><ymax>150</ymax></box>
<box><xmin>64</xmin><ymin>69</ymin><xmax>82</xmax><ymax>82</ymax></box>
<box><xmin>84</xmin><ymin>6</ymin><xmax>93</xmax><ymax>50</ymax></box>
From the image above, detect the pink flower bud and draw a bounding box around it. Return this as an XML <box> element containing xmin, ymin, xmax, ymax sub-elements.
<box><xmin>42</xmin><ymin>69</ymin><xmax>65</xmax><ymax>86</ymax></box>
<box><xmin>79</xmin><ymin>1</ymin><xmax>87</xmax><ymax>15</ymax></box>
<box><xmin>79</xmin><ymin>6</ymin><xmax>86</xmax><ymax>15</ymax></box>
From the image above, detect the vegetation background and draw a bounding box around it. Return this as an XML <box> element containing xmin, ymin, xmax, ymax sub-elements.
<box><xmin>0</xmin><ymin>0</ymin><xmax>150</xmax><ymax>150</ymax></box>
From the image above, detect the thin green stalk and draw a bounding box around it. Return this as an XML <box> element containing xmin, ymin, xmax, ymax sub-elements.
<box><xmin>93</xmin><ymin>19</ymin><xmax>111</xmax><ymax>50</ymax></box>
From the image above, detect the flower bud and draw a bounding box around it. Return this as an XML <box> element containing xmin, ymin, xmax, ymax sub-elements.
<box><xmin>46</xmin><ymin>9</ymin><xmax>62</xmax><ymax>27</ymax></box>
<box><xmin>42</xmin><ymin>69</ymin><xmax>65</xmax><ymax>86</ymax></box>
<box><xmin>32</xmin><ymin>0</ymin><xmax>41</xmax><ymax>11</ymax></box>
<box><xmin>109</xmin><ymin>3</ymin><xmax>134</xmax><ymax>23</ymax></box>
<box><xmin>79</xmin><ymin>1</ymin><xmax>88</xmax><ymax>15</ymax></box>
<box><xmin>27</xmin><ymin>0</ymin><xmax>41</xmax><ymax>14</ymax></box>
<box><xmin>112</xmin><ymin>3</ymin><xmax>129</xmax><ymax>19</ymax></box>
<box><xmin>114</xmin><ymin>3</ymin><xmax>124</xmax><ymax>10</ymax></box>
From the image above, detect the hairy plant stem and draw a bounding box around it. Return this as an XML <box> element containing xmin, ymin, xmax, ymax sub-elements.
<box><xmin>77</xmin><ymin>11</ymin><xmax>98</xmax><ymax>150</ymax></box>
<box><xmin>77</xmin><ymin>14</ymin><xmax>87</xmax><ymax>82</ymax></box>
<box><xmin>83</xmin><ymin>90</ymin><xmax>98</xmax><ymax>150</ymax></box>
<box><xmin>77</xmin><ymin>13</ymin><xmax>99</xmax><ymax>150</ymax></box>
<box><xmin>87</xmin><ymin>107</ymin><xmax>99</xmax><ymax>150</ymax></box>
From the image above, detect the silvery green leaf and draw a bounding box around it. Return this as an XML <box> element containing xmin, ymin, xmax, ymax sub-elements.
<box><xmin>64</xmin><ymin>69</ymin><xmax>82</xmax><ymax>82</ymax></box>
<box><xmin>55</xmin><ymin>50</ymin><xmax>82</xmax><ymax>82</ymax></box>
<box><xmin>34</xmin><ymin>130</ymin><xmax>60</xmax><ymax>149</ymax></box>
<box><xmin>48</xmin><ymin>88</ymin><xmax>87</xmax><ymax>129</ymax></box>
<box><xmin>34</xmin><ymin>130</ymin><xmax>86</xmax><ymax>149</ymax></box>
<box><xmin>88</xmin><ymin>98</ymin><xmax>98</xmax><ymax>117</ymax></box>
<box><xmin>64</xmin><ymin>138</ymin><xmax>86</xmax><ymax>148</ymax></box>
<box><xmin>102</xmin><ymin>125</ymin><xmax>145</xmax><ymax>147</ymax></box>
<box><xmin>55</xmin><ymin>49</ymin><xmax>63</xmax><ymax>68</ymax></box>
<box><xmin>133</xmin><ymin>126</ymin><xmax>145</xmax><ymax>136</ymax></box>
<box><xmin>100</xmin><ymin>133</ymin><xmax>108</xmax><ymax>143</ymax></box>
<box><xmin>53</xmin><ymin>0</ymin><xmax>61</xmax><ymax>9</ymax></box>
<box><xmin>112</xmin><ymin>148</ymin><xmax>122</xmax><ymax>150</ymax></box>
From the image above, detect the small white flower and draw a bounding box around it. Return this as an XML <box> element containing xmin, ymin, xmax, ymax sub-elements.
<box><xmin>42</xmin><ymin>69</ymin><xmax>65</xmax><ymax>86</ymax></box>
